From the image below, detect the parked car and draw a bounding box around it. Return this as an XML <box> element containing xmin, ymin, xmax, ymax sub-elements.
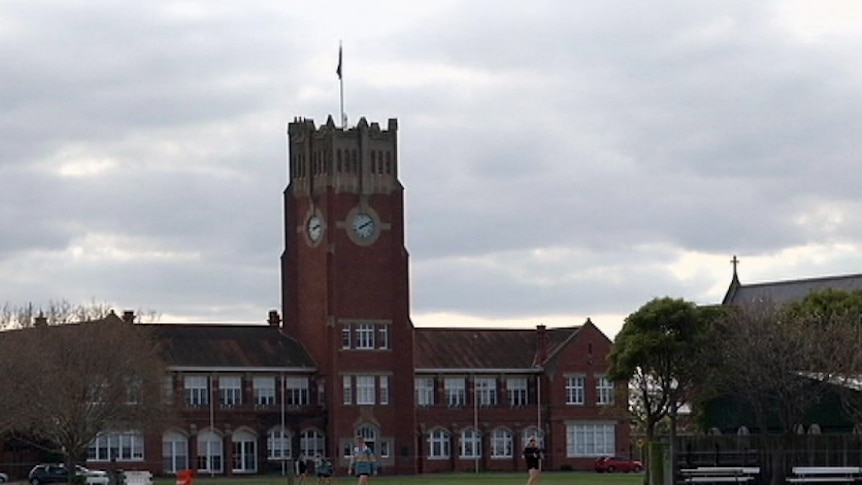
<box><xmin>0</xmin><ymin>471</ymin><xmax>8</xmax><ymax>482</ymax></box>
<box><xmin>28</xmin><ymin>464</ymin><xmax>109</xmax><ymax>485</ymax></box>
<box><xmin>594</xmin><ymin>455</ymin><xmax>643</xmax><ymax>473</ymax></box>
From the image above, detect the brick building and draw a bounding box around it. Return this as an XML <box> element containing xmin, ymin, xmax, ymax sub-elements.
<box><xmin>16</xmin><ymin>116</ymin><xmax>630</xmax><ymax>477</ymax></box>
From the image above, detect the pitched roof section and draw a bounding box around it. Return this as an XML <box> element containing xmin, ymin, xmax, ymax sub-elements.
<box><xmin>414</xmin><ymin>326</ymin><xmax>581</xmax><ymax>371</ymax></box>
<box><xmin>145</xmin><ymin>324</ymin><xmax>317</xmax><ymax>371</ymax></box>
<box><xmin>723</xmin><ymin>273</ymin><xmax>862</xmax><ymax>305</ymax></box>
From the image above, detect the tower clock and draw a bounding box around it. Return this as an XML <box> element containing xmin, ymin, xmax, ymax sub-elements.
<box><xmin>280</xmin><ymin>115</ymin><xmax>415</xmax><ymax>474</ymax></box>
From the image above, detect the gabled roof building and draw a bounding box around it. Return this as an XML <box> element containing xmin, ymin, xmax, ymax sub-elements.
<box><xmin>13</xmin><ymin>116</ymin><xmax>629</xmax><ymax>477</ymax></box>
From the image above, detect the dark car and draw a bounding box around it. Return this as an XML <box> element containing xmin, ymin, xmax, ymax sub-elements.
<box><xmin>28</xmin><ymin>464</ymin><xmax>109</xmax><ymax>485</ymax></box>
<box><xmin>594</xmin><ymin>455</ymin><xmax>643</xmax><ymax>473</ymax></box>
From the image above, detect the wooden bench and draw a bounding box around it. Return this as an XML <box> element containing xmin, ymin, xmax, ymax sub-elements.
<box><xmin>787</xmin><ymin>467</ymin><xmax>862</xmax><ymax>484</ymax></box>
<box><xmin>681</xmin><ymin>467</ymin><xmax>761</xmax><ymax>484</ymax></box>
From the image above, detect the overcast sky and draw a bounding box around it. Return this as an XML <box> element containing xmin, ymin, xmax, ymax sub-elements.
<box><xmin>3</xmin><ymin>1</ymin><xmax>862</xmax><ymax>338</ymax></box>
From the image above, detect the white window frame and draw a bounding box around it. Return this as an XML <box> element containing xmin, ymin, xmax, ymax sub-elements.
<box><xmin>445</xmin><ymin>377</ymin><xmax>466</xmax><ymax>407</ymax></box>
<box><xmin>475</xmin><ymin>377</ymin><xmax>497</xmax><ymax>407</ymax></box>
<box><xmin>566</xmin><ymin>422</ymin><xmax>615</xmax><ymax>457</ymax></box>
<box><xmin>379</xmin><ymin>375</ymin><xmax>389</xmax><ymax>405</ymax></box>
<box><xmin>415</xmin><ymin>377</ymin><xmax>434</xmax><ymax>406</ymax></box>
<box><xmin>427</xmin><ymin>429</ymin><xmax>450</xmax><ymax>459</ymax></box>
<box><xmin>342</xmin><ymin>324</ymin><xmax>351</xmax><ymax>349</ymax></box>
<box><xmin>356</xmin><ymin>375</ymin><xmax>375</xmax><ymax>405</ymax></box>
<box><xmin>184</xmin><ymin>375</ymin><xmax>209</xmax><ymax>406</ymax></box>
<box><xmin>356</xmin><ymin>323</ymin><xmax>375</xmax><ymax>349</ymax></box>
<box><xmin>377</xmin><ymin>325</ymin><xmax>389</xmax><ymax>349</ymax></box>
<box><xmin>267</xmin><ymin>427</ymin><xmax>292</xmax><ymax>460</ymax></box>
<box><xmin>565</xmin><ymin>375</ymin><xmax>585</xmax><ymax>405</ymax></box>
<box><xmin>89</xmin><ymin>431</ymin><xmax>145</xmax><ymax>461</ymax></box>
<box><xmin>162</xmin><ymin>431</ymin><xmax>188</xmax><ymax>473</ymax></box>
<box><xmin>219</xmin><ymin>376</ymin><xmax>242</xmax><ymax>407</ymax></box>
<box><xmin>507</xmin><ymin>377</ymin><xmax>528</xmax><ymax>407</ymax></box>
<box><xmin>285</xmin><ymin>376</ymin><xmax>309</xmax><ymax>405</ymax></box>
<box><xmin>253</xmin><ymin>376</ymin><xmax>276</xmax><ymax>406</ymax></box>
<box><xmin>459</xmin><ymin>428</ymin><xmax>481</xmax><ymax>459</ymax></box>
<box><xmin>300</xmin><ymin>429</ymin><xmax>325</xmax><ymax>458</ymax></box>
<box><xmin>343</xmin><ymin>375</ymin><xmax>352</xmax><ymax>405</ymax></box>
<box><xmin>596</xmin><ymin>375</ymin><xmax>614</xmax><ymax>405</ymax></box>
<box><xmin>490</xmin><ymin>428</ymin><xmax>513</xmax><ymax>458</ymax></box>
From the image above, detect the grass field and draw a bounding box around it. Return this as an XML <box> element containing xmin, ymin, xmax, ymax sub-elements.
<box><xmin>155</xmin><ymin>471</ymin><xmax>645</xmax><ymax>485</ymax></box>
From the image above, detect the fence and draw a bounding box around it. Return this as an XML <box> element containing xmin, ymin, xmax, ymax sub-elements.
<box><xmin>674</xmin><ymin>435</ymin><xmax>862</xmax><ymax>485</ymax></box>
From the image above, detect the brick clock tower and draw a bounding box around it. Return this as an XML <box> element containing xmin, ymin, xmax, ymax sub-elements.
<box><xmin>281</xmin><ymin>115</ymin><xmax>416</xmax><ymax>474</ymax></box>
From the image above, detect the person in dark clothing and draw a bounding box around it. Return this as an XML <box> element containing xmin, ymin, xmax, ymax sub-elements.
<box><xmin>523</xmin><ymin>437</ymin><xmax>543</xmax><ymax>485</ymax></box>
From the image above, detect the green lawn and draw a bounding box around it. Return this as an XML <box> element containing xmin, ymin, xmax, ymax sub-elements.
<box><xmin>156</xmin><ymin>471</ymin><xmax>645</xmax><ymax>485</ymax></box>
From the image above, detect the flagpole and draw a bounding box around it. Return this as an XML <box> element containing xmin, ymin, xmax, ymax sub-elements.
<box><xmin>338</xmin><ymin>41</ymin><xmax>345</xmax><ymax>128</ymax></box>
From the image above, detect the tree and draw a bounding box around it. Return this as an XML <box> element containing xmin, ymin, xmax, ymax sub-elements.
<box><xmin>0</xmin><ymin>299</ymin><xmax>160</xmax><ymax>329</ymax></box>
<box><xmin>0</xmin><ymin>311</ymin><xmax>174</xmax><ymax>477</ymax></box>
<box><xmin>608</xmin><ymin>297</ymin><xmax>708</xmax><ymax>485</ymax></box>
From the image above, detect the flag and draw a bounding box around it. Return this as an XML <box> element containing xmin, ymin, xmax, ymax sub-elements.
<box><xmin>336</xmin><ymin>45</ymin><xmax>342</xmax><ymax>80</ymax></box>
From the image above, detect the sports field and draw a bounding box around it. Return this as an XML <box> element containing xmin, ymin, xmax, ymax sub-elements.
<box><xmin>155</xmin><ymin>471</ymin><xmax>644</xmax><ymax>485</ymax></box>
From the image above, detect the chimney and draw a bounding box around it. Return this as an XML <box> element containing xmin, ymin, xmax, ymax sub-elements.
<box><xmin>34</xmin><ymin>312</ymin><xmax>48</xmax><ymax>327</ymax></box>
<box><xmin>122</xmin><ymin>310</ymin><xmax>135</xmax><ymax>323</ymax></box>
<box><xmin>268</xmin><ymin>310</ymin><xmax>281</xmax><ymax>327</ymax></box>
<box><xmin>536</xmin><ymin>324</ymin><xmax>548</xmax><ymax>365</ymax></box>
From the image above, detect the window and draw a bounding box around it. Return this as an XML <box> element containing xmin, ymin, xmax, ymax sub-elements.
<box><xmin>523</xmin><ymin>427</ymin><xmax>545</xmax><ymax>449</ymax></box>
<box><xmin>86</xmin><ymin>379</ymin><xmax>108</xmax><ymax>404</ymax></box>
<box><xmin>445</xmin><ymin>378</ymin><xmax>466</xmax><ymax>407</ymax></box>
<box><xmin>343</xmin><ymin>375</ymin><xmax>352</xmax><ymax>405</ymax></box>
<box><xmin>231</xmin><ymin>429</ymin><xmax>257</xmax><ymax>473</ymax></box>
<box><xmin>89</xmin><ymin>431</ymin><xmax>145</xmax><ymax>461</ymax></box>
<box><xmin>184</xmin><ymin>376</ymin><xmax>209</xmax><ymax>406</ymax></box>
<box><xmin>565</xmin><ymin>375</ymin><xmax>585</xmax><ymax>405</ymax></box>
<box><xmin>507</xmin><ymin>377</ymin><xmax>528</xmax><ymax>407</ymax></box>
<box><xmin>356</xmin><ymin>425</ymin><xmax>378</xmax><ymax>453</ymax></box>
<box><xmin>596</xmin><ymin>375</ymin><xmax>614</xmax><ymax>405</ymax></box>
<box><xmin>285</xmin><ymin>377</ymin><xmax>309</xmax><ymax>405</ymax></box>
<box><xmin>342</xmin><ymin>325</ymin><xmax>351</xmax><ymax>349</ymax></box>
<box><xmin>356</xmin><ymin>376</ymin><xmax>375</xmax><ymax>405</ymax></box>
<box><xmin>566</xmin><ymin>422</ymin><xmax>615</xmax><ymax>457</ymax></box>
<box><xmin>415</xmin><ymin>377</ymin><xmax>434</xmax><ymax>406</ymax></box>
<box><xmin>356</xmin><ymin>324</ymin><xmax>375</xmax><ymax>349</ymax></box>
<box><xmin>253</xmin><ymin>377</ymin><xmax>276</xmax><ymax>406</ymax></box>
<box><xmin>267</xmin><ymin>427</ymin><xmax>292</xmax><ymax>460</ymax></box>
<box><xmin>300</xmin><ymin>429</ymin><xmax>325</xmax><ymax>457</ymax></box>
<box><xmin>379</xmin><ymin>375</ymin><xmax>389</xmax><ymax>405</ymax></box>
<box><xmin>219</xmin><ymin>376</ymin><xmax>242</xmax><ymax>407</ymax></box>
<box><xmin>475</xmin><ymin>377</ymin><xmax>497</xmax><ymax>407</ymax></box>
<box><xmin>197</xmin><ymin>430</ymin><xmax>223</xmax><ymax>473</ymax></box>
<box><xmin>491</xmin><ymin>428</ymin><xmax>513</xmax><ymax>458</ymax></box>
<box><xmin>162</xmin><ymin>431</ymin><xmax>188</xmax><ymax>473</ymax></box>
<box><xmin>377</xmin><ymin>325</ymin><xmax>389</xmax><ymax>349</ymax></box>
<box><xmin>459</xmin><ymin>428</ymin><xmax>481</xmax><ymax>459</ymax></box>
<box><xmin>125</xmin><ymin>377</ymin><xmax>143</xmax><ymax>404</ymax></box>
<box><xmin>427</xmin><ymin>429</ymin><xmax>450</xmax><ymax>459</ymax></box>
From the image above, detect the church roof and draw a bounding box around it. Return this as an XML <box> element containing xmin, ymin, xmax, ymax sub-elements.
<box><xmin>413</xmin><ymin>326</ymin><xmax>581</xmax><ymax>371</ymax></box>
<box><xmin>145</xmin><ymin>323</ymin><xmax>317</xmax><ymax>371</ymax></box>
<box><xmin>722</xmin><ymin>272</ymin><xmax>862</xmax><ymax>305</ymax></box>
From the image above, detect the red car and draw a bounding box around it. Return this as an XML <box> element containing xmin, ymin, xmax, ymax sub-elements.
<box><xmin>594</xmin><ymin>456</ymin><xmax>643</xmax><ymax>473</ymax></box>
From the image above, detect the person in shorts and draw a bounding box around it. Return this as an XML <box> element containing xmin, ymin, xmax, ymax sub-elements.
<box><xmin>523</xmin><ymin>436</ymin><xmax>544</xmax><ymax>485</ymax></box>
<box><xmin>348</xmin><ymin>435</ymin><xmax>376</xmax><ymax>485</ymax></box>
<box><xmin>316</xmin><ymin>454</ymin><xmax>334</xmax><ymax>484</ymax></box>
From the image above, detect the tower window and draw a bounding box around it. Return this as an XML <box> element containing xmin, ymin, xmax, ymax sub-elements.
<box><xmin>386</xmin><ymin>152</ymin><xmax>392</xmax><ymax>174</ymax></box>
<box><xmin>336</xmin><ymin>150</ymin><xmax>342</xmax><ymax>172</ymax></box>
<box><xmin>355</xmin><ymin>323</ymin><xmax>375</xmax><ymax>349</ymax></box>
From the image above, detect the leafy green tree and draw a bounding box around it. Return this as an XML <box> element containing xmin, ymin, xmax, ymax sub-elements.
<box><xmin>609</xmin><ymin>297</ymin><xmax>708</xmax><ymax>484</ymax></box>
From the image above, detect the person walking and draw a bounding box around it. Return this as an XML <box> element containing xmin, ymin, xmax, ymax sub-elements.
<box><xmin>296</xmin><ymin>453</ymin><xmax>308</xmax><ymax>485</ymax></box>
<box><xmin>523</xmin><ymin>436</ymin><xmax>543</xmax><ymax>485</ymax></box>
<box><xmin>348</xmin><ymin>435</ymin><xmax>376</xmax><ymax>485</ymax></box>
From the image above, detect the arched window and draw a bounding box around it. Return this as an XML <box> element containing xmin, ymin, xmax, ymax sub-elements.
<box><xmin>427</xmin><ymin>428</ymin><xmax>450</xmax><ymax>459</ymax></box>
<box><xmin>162</xmin><ymin>430</ymin><xmax>189</xmax><ymax>474</ymax></box>
<box><xmin>808</xmin><ymin>424</ymin><xmax>821</xmax><ymax>435</ymax></box>
<box><xmin>300</xmin><ymin>428</ymin><xmax>325</xmax><ymax>457</ymax></box>
<box><xmin>522</xmin><ymin>427</ymin><xmax>545</xmax><ymax>449</ymax></box>
<box><xmin>197</xmin><ymin>429</ymin><xmax>223</xmax><ymax>473</ymax></box>
<box><xmin>267</xmin><ymin>426</ymin><xmax>292</xmax><ymax>460</ymax></box>
<box><xmin>231</xmin><ymin>428</ymin><xmax>257</xmax><ymax>473</ymax></box>
<box><xmin>491</xmin><ymin>428</ymin><xmax>513</xmax><ymax>458</ymax></box>
<box><xmin>356</xmin><ymin>425</ymin><xmax>379</xmax><ymax>452</ymax></box>
<box><xmin>460</xmin><ymin>427</ymin><xmax>481</xmax><ymax>459</ymax></box>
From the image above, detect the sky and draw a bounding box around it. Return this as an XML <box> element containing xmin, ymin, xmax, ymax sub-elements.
<box><xmin>3</xmin><ymin>1</ymin><xmax>862</xmax><ymax>338</ymax></box>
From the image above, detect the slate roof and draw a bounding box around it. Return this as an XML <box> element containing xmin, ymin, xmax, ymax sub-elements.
<box><xmin>144</xmin><ymin>323</ymin><xmax>317</xmax><ymax>371</ymax></box>
<box><xmin>414</xmin><ymin>326</ymin><xmax>581</xmax><ymax>371</ymax></box>
<box><xmin>723</xmin><ymin>272</ymin><xmax>862</xmax><ymax>305</ymax></box>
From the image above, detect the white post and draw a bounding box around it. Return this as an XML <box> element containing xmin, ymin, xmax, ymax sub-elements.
<box><xmin>474</xmin><ymin>375</ymin><xmax>479</xmax><ymax>474</ymax></box>
<box><xmin>537</xmin><ymin>375</ymin><xmax>542</xmax><ymax>471</ymax></box>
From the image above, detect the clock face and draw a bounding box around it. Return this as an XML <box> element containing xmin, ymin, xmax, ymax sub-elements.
<box><xmin>307</xmin><ymin>215</ymin><xmax>323</xmax><ymax>242</ymax></box>
<box><xmin>351</xmin><ymin>212</ymin><xmax>376</xmax><ymax>239</ymax></box>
